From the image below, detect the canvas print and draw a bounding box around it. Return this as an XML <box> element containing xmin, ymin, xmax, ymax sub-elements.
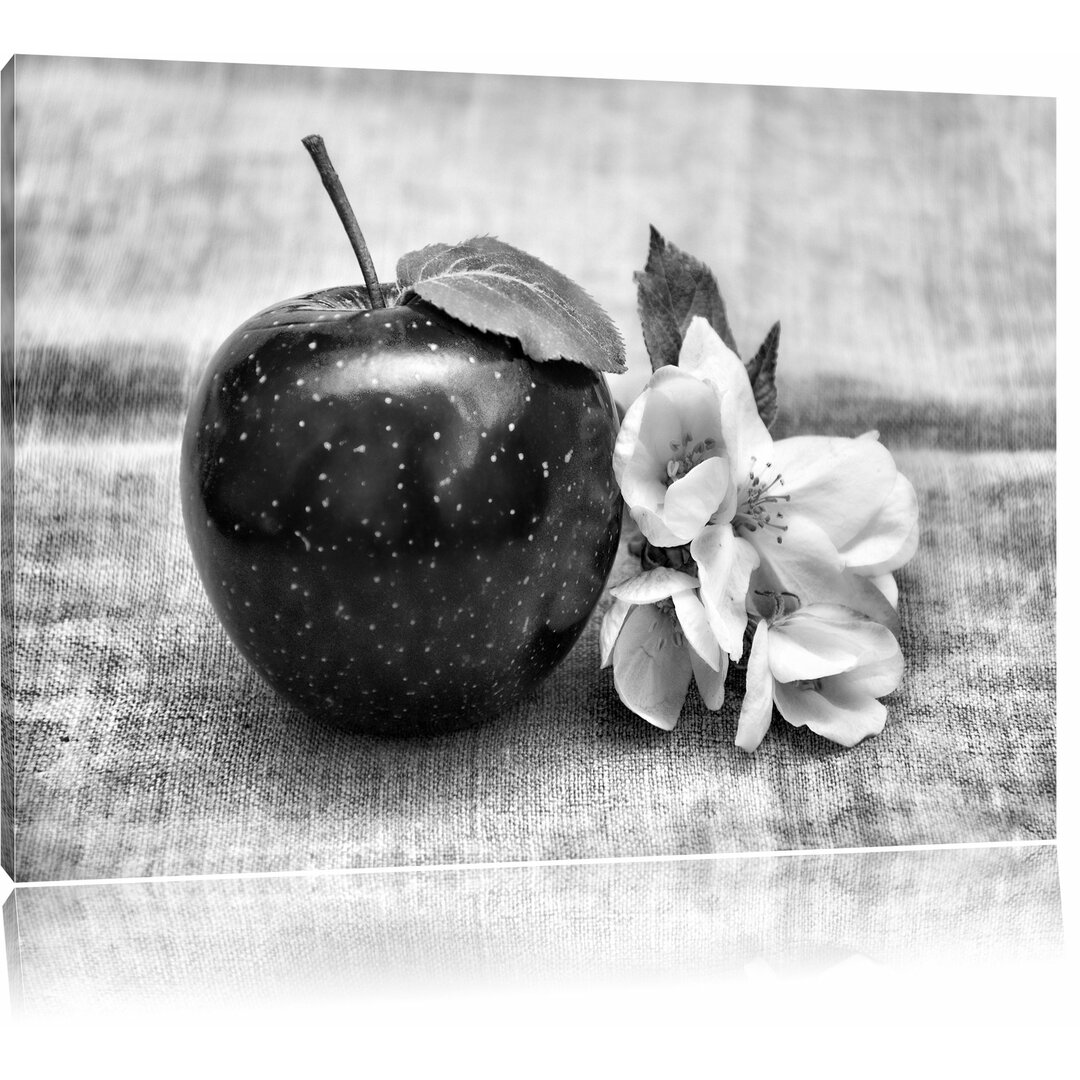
<box><xmin>0</xmin><ymin>56</ymin><xmax>1056</xmax><ymax>882</ymax></box>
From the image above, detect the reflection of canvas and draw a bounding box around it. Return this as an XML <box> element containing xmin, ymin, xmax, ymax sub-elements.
<box><xmin>4</xmin><ymin>846</ymin><xmax>1064</xmax><ymax>1016</ymax></box>
<box><xmin>3</xmin><ymin>56</ymin><xmax>1055</xmax><ymax>882</ymax></box>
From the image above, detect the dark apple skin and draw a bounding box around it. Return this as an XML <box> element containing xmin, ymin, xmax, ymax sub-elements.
<box><xmin>180</xmin><ymin>287</ymin><xmax>623</xmax><ymax>735</ymax></box>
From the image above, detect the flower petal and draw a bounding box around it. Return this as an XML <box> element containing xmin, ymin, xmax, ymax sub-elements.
<box><xmin>690</xmin><ymin>522</ymin><xmax>760</xmax><ymax>661</ymax></box>
<box><xmin>837</xmin><ymin>648</ymin><xmax>904</xmax><ymax>699</ymax></box>
<box><xmin>773</xmin><ymin>676</ymin><xmax>888</xmax><ymax>748</ymax></box>
<box><xmin>748</xmin><ymin>526</ymin><xmax>899</xmax><ymax>636</ymax></box>
<box><xmin>599</xmin><ymin>598</ymin><xmax>632</xmax><ymax>669</ymax></box>
<box><xmin>614</xmin><ymin>364</ymin><xmax>729</xmax><ymax>547</ymax></box>
<box><xmin>679</xmin><ymin>317</ymin><xmax>772</xmax><ymax>479</ymax></box>
<box><xmin>841</xmin><ymin>472</ymin><xmax>919</xmax><ymax>574</ymax></box>
<box><xmin>612</xmin><ymin>604</ymin><xmax>693</xmax><ymax>731</ymax></box>
<box><xmin>735</xmin><ymin>619</ymin><xmax>774</xmax><ymax>753</ymax></box>
<box><xmin>745</xmin><ymin>513</ymin><xmax>845</xmax><ymax>606</ymax></box>
<box><xmin>661</xmin><ymin>456</ymin><xmax>731</xmax><ymax>543</ymax></box>
<box><xmin>766</xmin><ymin>604</ymin><xmax>899</xmax><ymax>683</ymax></box>
<box><xmin>672</xmin><ymin>588</ymin><xmax>722</xmax><ymax>671</ymax></box>
<box><xmin>613</xmin><ymin>367</ymin><xmax>693</xmax><ymax>484</ymax></box>
<box><xmin>832</xmin><ymin>570</ymin><xmax>902</xmax><ymax>637</ymax></box>
<box><xmin>609</xmin><ymin>567</ymin><xmax>699</xmax><ymax>605</ymax></box>
<box><xmin>690</xmin><ymin>647</ymin><xmax>728</xmax><ymax>710</ymax></box>
<box><xmin>767</xmin><ymin>435</ymin><xmax>897</xmax><ymax>550</ymax></box>
<box><xmin>866</xmin><ymin>572</ymin><xmax>898</xmax><ymax>609</ymax></box>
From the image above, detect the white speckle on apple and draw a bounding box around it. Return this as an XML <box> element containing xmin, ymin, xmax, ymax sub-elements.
<box><xmin>428</xmin><ymin>343</ymin><xmax>439</xmax><ymax>352</ymax></box>
<box><xmin>353</xmin><ymin>445</ymin><xmax>366</xmax><ymax>453</ymax></box>
<box><xmin>323</xmin><ymin>442</ymin><xmax>332</xmax><ymax>451</ymax></box>
<box><xmin>508</xmin><ymin>423</ymin><xmax>515</xmax><ymax>432</ymax></box>
<box><xmin>494</xmin><ymin>372</ymin><xmax>502</xmax><ymax>380</ymax></box>
<box><xmin>312</xmin><ymin>393</ymin><xmax>321</xmax><ymax>402</ymax></box>
<box><xmin>384</xmin><ymin>396</ymin><xmax>392</xmax><ymax>404</ymax></box>
<box><xmin>433</xmin><ymin>431</ymin><xmax>441</xmax><ymax>440</ymax></box>
<box><xmin>298</xmin><ymin>420</ymin><xmax>305</xmax><ymax>427</ymax></box>
<box><xmin>239</xmin><ymin>433</ymin><xmax>247</xmax><ymax>441</ymax></box>
<box><xmin>564</xmin><ymin>449</ymin><xmax>574</xmax><ymax>463</ymax></box>
<box><xmin>308</xmin><ymin>341</ymin><xmax>317</xmax><ymax>350</ymax></box>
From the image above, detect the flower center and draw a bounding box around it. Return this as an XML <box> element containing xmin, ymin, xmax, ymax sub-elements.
<box><xmin>639</xmin><ymin>540</ymin><xmax>695</xmax><ymax>575</ymax></box>
<box><xmin>665</xmin><ymin>431</ymin><xmax>717</xmax><ymax>485</ymax></box>
<box><xmin>734</xmin><ymin>456</ymin><xmax>790</xmax><ymax>544</ymax></box>
<box><xmin>654</xmin><ymin>596</ymin><xmax>685</xmax><ymax>648</ymax></box>
<box><xmin>754</xmin><ymin>589</ymin><xmax>800</xmax><ymax>621</ymax></box>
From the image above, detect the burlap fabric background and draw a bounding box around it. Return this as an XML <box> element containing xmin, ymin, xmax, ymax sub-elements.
<box><xmin>5</xmin><ymin>58</ymin><xmax>1055</xmax><ymax>881</ymax></box>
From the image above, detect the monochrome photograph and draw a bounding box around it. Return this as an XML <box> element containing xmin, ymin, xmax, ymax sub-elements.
<box><xmin>2</xmin><ymin>55</ymin><xmax>1056</xmax><ymax>884</ymax></box>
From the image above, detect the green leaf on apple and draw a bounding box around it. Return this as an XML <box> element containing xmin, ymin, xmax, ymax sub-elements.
<box><xmin>635</xmin><ymin>225</ymin><xmax>739</xmax><ymax>368</ymax></box>
<box><xmin>396</xmin><ymin>236</ymin><xmax>627</xmax><ymax>375</ymax></box>
<box><xmin>745</xmin><ymin>320</ymin><xmax>781</xmax><ymax>429</ymax></box>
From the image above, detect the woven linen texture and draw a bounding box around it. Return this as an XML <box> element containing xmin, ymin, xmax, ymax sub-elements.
<box><xmin>7</xmin><ymin>59</ymin><xmax>1055</xmax><ymax>881</ymax></box>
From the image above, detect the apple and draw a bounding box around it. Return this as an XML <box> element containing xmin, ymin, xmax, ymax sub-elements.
<box><xmin>180</xmin><ymin>137</ymin><xmax>623</xmax><ymax>735</ymax></box>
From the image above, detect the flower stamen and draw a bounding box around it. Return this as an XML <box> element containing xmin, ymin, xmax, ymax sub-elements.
<box><xmin>734</xmin><ymin>456</ymin><xmax>791</xmax><ymax>543</ymax></box>
<box><xmin>664</xmin><ymin>431</ymin><xmax>717</xmax><ymax>486</ymax></box>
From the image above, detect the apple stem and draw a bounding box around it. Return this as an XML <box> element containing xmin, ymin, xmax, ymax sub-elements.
<box><xmin>301</xmin><ymin>134</ymin><xmax>387</xmax><ymax>309</ymax></box>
